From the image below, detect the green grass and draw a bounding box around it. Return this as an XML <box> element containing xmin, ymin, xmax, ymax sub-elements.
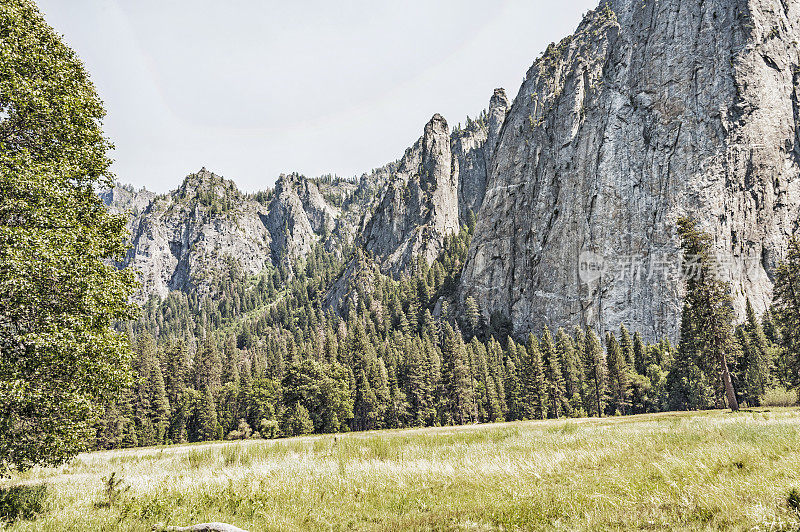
<box><xmin>4</xmin><ymin>409</ymin><xmax>800</xmax><ymax>531</ymax></box>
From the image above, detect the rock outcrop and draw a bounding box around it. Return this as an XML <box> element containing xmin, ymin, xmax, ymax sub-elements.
<box><xmin>115</xmin><ymin>169</ymin><xmax>351</xmax><ymax>301</ymax></box>
<box><xmin>362</xmin><ymin>90</ymin><xmax>510</xmax><ymax>274</ymax></box>
<box><xmin>459</xmin><ymin>0</ymin><xmax>800</xmax><ymax>341</ymax></box>
<box><xmin>454</xmin><ymin>88</ymin><xmax>510</xmax><ymax>223</ymax></box>
<box><xmin>363</xmin><ymin>114</ymin><xmax>460</xmax><ymax>273</ymax></box>
<box><xmin>121</xmin><ymin>169</ymin><xmax>273</xmax><ymax>301</ymax></box>
<box><xmin>264</xmin><ymin>175</ymin><xmax>319</xmax><ymax>263</ymax></box>
<box><xmin>109</xmin><ymin>0</ymin><xmax>800</xmax><ymax>343</ymax></box>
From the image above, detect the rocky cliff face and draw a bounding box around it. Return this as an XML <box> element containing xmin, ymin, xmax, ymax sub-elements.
<box><xmin>459</xmin><ymin>0</ymin><xmax>800</xmax><ymax>341</ymax></box>
<box><xmin>99</xmin><ymin>184</ymin><xmax>156</xmax><ymax>218</ymax></box>
<box><xmin>115</xmin><ymin>169</ymin><xmax>354</xmax><ymax>301</ymax></box>
<box><xmin>263</xmin><ymin>175</ymin><xmax>321</xmax><ymax>263</ymax></box>
<box><xmin>363</xmin><ymin>114</ymin><xmax>460</xmax><ymax>273</ymax></box>
<box><xmin>454</xmin><ymin>88</ymin><xmax>510</xmax><ymax>223</ymax></box>
<box><xmin>110</xmin><ymin>0</ymin><xmax>800</xmax><ymax>341</ymax></box>
<box><xmin>362</xmin><ymin>91</ymin><xmax>510</xmax><ymax>274</ymax></box>
<box><xmin>121</xmin><ymin>169</ymin><xmax>273</xmax><ymax>300</ymax></box>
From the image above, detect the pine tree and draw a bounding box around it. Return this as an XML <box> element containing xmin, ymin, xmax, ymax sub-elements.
<box><xmin>197</xmin><ymin>387</ymin><xmax>219</xmax><ymax>441</ymax></box>
<box><xmin>465</xmin><ymin>296</ymin><xmax>482</xmax><ymax>338</ymax></box>
<box><xmin>119</xmin><ymin>387</ymin><xmax>139</xmax><ymax>448</ymax></box>
<box><xmin>486</xmin><ymin>336</ymin><xmax>508</xmax><ymax>418</ymax></box>
<box><xmin>556</xmin><ymin>327</ymin><xmax>584</xmax><ymax>416</ymax></box>
<box><xmin>523</xmin><ymin>335</ymin><xmax>548</xmax><ymax>420</ymax></box>
<box><xmin>405</xmin><ymin>341</ymin><xmax>428</xmax><ymax>426</ymax></box>
<box><xmin>132</xmin><ymin>334</ymin><xmax>157</xmax><ymax>446</ymax></box>
<box><xmin>605</xmin><ymin>332</ymin><xmax>630</xmax><ymax>415</ymax></box>
<box><xmin>385</xmin><ymin>361</ymin><xmax>410</xmax><ymax>428</ymax></box>
<box><xmin>540</xmin><ymin>327</ymin><xmax>568</xmax><ymax>418</ymax></box>
<box><xmin>677</xmin><ymin>217</ymin><xmax>739</xmax><ymax>411</ymax></box>
<box><xmin>762</xmin><ymin>310</ymin><xmax>791</xmax><ymax>387</ymax></box>
<box><xmin>736</xmin><ymin>299</ymin><xmax>771</xmax><ymax>406</ymax></box>
<box><xmin>221</xmin><ymin>335</ymin><xmax>240</xmax><ymax>385</ymax></box>
<box><xmin>772</xmin><ymin>234</ymin><xmax>800</xmax><ymax>396</ymax></box>
<box><xmin>619</xmin><ymin>325</ymin><xmax>635</xmax><ymax>371</ymax></box>
<box><xmin>632</xmin><ymin>331</ymin><xmax>648</xmax><ymax>376</ymax></box>
<box><xmin>442</xmin><ymin>324</ymin><xmax>475</xmax><ymax>425</ymax></box>
<box><xmin>353</xmin><ymin>368</ymin><xmax>378</xmax><ymax>431</ymax></box>
<box><xmin>194</xmin><ymin>337</ymin><xmax>222</xmax><ymax>392</ymax></box>
<box><xmin>584</xmin><ymin>328</ymin><xmax>608</xmax><ymax>417</ymax></box>
<box><xmin>373</xmin><ymin>358</ymin><xmax>391</xmax><ymax>428</ymax></box>
<box><xmin>667</xmin><ymin>304</ymin><xmax>718</xmax><ymax>411</ymax></box>
<box><xmin>150</xmin><ymin>362</ymin><xmax>170</xmax><ymax>444</ymax></box>
<box><xmin>406</xmin><ymin>292</ymin><xmax>420</xmax><ymax>334</ymax></box>
<box><xmin>503</xmin><ymin>353</ymin><xmax>522</xmax><ymax>421</ymax></box>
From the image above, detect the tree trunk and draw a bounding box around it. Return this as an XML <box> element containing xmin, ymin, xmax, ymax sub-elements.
<box><xmin>595</xmin><ymin>377</ymin><xmax>602</xmax><ymax>418</ymax></box>
<box><xmin>720</xmin><ymin>352</ymin><xmax>739</xmax><ymax>411</ymax></box>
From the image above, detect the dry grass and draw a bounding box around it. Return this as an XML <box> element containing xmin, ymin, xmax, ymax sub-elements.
<box><xmin>4</xmin><ymin>409</ymin><xmax>800</xmax><ymax>531</ymax></box>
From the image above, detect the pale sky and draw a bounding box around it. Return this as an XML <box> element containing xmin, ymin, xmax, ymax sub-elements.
<box><xmin>37</xmin><ymin>0</ymin><xmax>598</xmax><ymax>193</ymax></box>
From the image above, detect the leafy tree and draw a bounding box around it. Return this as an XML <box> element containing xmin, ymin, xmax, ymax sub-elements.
<box><xmin>282</xmin><ymin>359</ymin><xmax>352</xmax><ymax>433</ymax></box>
<box><xmin>246</xmin><ymin>378</ymin><xmax>279</xmax><ymax>429</ymax></box>
<box><xmin>281</xmin><ymin>402</ymin><xmax>313</xmax><ymax>437</ymax></box>
<box><xmin>0</xmin><ymin>0</ymin><xmax>136</xmax><ymax>471</ymax></box>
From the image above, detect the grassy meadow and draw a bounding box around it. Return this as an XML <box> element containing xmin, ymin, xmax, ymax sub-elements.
<box><xmin>4</xmin><ymin>409</ymin><xmax>800</xmax><ymax>531</ymax></box>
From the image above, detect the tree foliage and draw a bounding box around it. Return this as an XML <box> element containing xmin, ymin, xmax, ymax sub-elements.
<box><xmin>0</xmin><ymin>0</ymin><xmax>135</xmax><ymax>471</ymax></box>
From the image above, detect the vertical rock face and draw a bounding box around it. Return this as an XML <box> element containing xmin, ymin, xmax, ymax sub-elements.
<box><xmin>452</xmin><ymin>125</ymin><xmax>487</xmax><ymax>223</ymax></box>
<box><xmin>99</xmin><ymin>185</ymin><xmax>156</xmax><ymax>217</ymax></box>
<box><xmin>122</xmin><ymin>169</ymin><xmax>273</xmax><ymax>301</ymax></box>
<box><xmin>110</xmin><ymin>0</ymin><xmax>800</xmax><ymax>341</ymax></box>
<box><xmin>264</xmin><ymin>175</ymin><xmax>320</xmax><ymax>263</ymax></box>
<box><xmin>363</xmin><ymin>114</ymin><xmax>461</xmax><ymax>272</ymax></box>
<box><xmin>460</xmin><ymin>0</ymin><xmax>800</xmax><ymax>341</ymax></box>
<box><xmin>116</xmin><ymin>169</ymin><xmax>355</xmax><ymax>301</ymax></box>
<box><xmin>486</xmin><ymin>88</ymin><xmax>510</xmax><ymax>161</ymax></box>
<box><xmin>363</xmin><ymin>90</ymin><xmax>510</xmax><ymax>274</ymax></box>
<box><xmin>454</xmin><ymin>88</ymin><xmax>511</xmax><ymax>223</ymax></box>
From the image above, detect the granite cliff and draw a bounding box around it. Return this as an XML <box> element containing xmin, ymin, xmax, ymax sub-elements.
<box><xmin>109</xmin><ymin>169</ymin><xmax>359</xmax><ymax>301</ymax></box>
<box><xmin>107</xmin><ymin>0</ymin><xmax>800</xmax><ymax>342</ymax></box>
<box><xmin>459</xmin><ymin>0</ymin><xmax>800</xmax><ymax>341</ymax></box>
<box><xmin>362</xmin><ymin>91</ymin><xmax>510</xmax><ymax>274</ymax></box>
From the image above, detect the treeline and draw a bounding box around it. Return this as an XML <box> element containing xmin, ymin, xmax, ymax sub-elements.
<box><xmin>94</xmin><ymin>222</ymin><xmax>800</xmax><ymax>449</ymax></box>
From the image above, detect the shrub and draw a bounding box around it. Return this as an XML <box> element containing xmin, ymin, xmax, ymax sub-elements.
<box><xmin>281</xmin><ymin>403</ymin><xmax>314</xmax><ymax>437</ymax></box>
<box><xmin>787</xmin><ymin>488</ymin><xmax>800</xmax><ymax>513</ymax></box>
<box><xmin>0</xmin><ymin>483</ymin><xmax>47</xmax><ymax>521</ymax></box>
<box><xmin>761</xmin><ymin>387</ymin><xmax>798</xmax><ymax>407</ymax></box>
<box><xmin>226</xmin><ymin>419</ymin><xmax>253</xmax><ymax>441</ymax></box>
<box><xmin>260</xmin><ymin>419</ymin><xmax>279</xmax><ymax>439</ymax></box>
<box><xmin>94</xmin><ymin>472</ymin><xmax>129</xmax><ymax>509</ymax></box>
